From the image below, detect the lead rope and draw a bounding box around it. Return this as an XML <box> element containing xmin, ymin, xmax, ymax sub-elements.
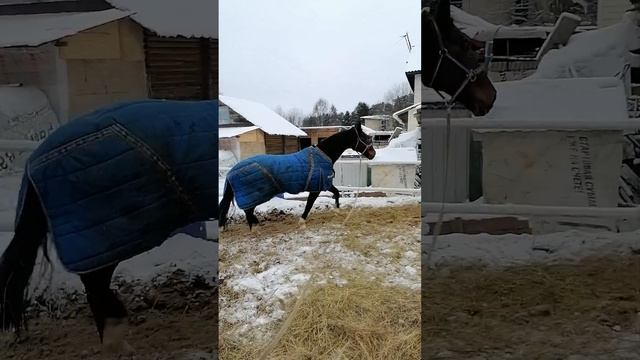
<box><xmin>343</xmin><ymin>131</ymin><xmax>369</xmax><ymax>224</ymax></box>
<box><xmin>424</xmin><ymin>105</ymin><xmax>453</xmax><ymax>269</ymax></box>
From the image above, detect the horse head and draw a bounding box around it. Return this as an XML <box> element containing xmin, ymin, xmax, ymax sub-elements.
<box><xmin>422</xmin><ymin>0</ymin><xmax>497</xmax><ymax>116</ymax></box>
<box><xmin>352</xmin><ymin>122</ymin><xmax>376</xmax><ymax>160</ymax></box>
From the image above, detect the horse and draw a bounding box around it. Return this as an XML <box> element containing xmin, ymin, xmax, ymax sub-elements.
<box><xmin>422</xmin><ymin>0</ymin><xmax>497</xmax><ymax>116</ymax></box>
<box><xmin>219</xmin><ymin>122</ymin><xmax>375</xmax><ymax>230</ymax></box>
<box><xmin>0</xmin><ymin>100</ymin><xmax>218</xmax><ymax>353</ymax></box>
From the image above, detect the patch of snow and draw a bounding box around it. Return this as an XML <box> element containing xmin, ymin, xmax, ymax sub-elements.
<box><xmin>218</xmin><ymin>126</ymin><xmax>258</xmax><ymax>139</ymax></box>
<box><xmin>476</xmin><ymin>77</ymin><xmax>628</xmax><ymax>129</ymax></box>
<box><xmin>0</xmin><ymin>9</ymin><xmax>131</xmax><ymax>47</ymax></box>
<box><xmin>424</xmin><ymin>229</ymin><xmax>640</xmax><ymax>267</ymax></box>
<box><xmin>532</xmin><ymin>20</ymin><xmax>630</xmax><ymax>80</ymax></box>
<box><xmin>450</xmin><ymin>6</ymin><xmax>549</xmax><ymax>41</ymax></box>
<box><xmin>107</xmin><ymin>0</ymin><xmax>217</xmax><ymax>38</ymax></box>
<box><xmin>369</xmin><ymin>147</ymin><xmax>418</xmax><ymax>165</ymax></box>
<box><xmin>219</xmin><ymin>95</ymin><xmax>307</xmax><ymax>137</ymax></box>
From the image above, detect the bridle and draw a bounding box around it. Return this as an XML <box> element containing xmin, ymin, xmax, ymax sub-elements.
<box><xmin>353</xmin><ymin>127</ymin><xmax>373</xmax><ymax>154</ymax></box>
<box><xmin>426</xmin><ymin>14</ymin><xmax>492</xmax><ymax>107</ymax></box>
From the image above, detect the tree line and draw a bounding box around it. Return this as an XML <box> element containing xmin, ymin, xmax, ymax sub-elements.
<box><xmin>275</xmin><ymin>82</ymin><xmax>413</xmax><ymax>128</ymax></box>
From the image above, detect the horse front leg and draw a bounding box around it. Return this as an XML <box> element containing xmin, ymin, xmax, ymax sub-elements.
<box><xmin>329</xmin><ymin>185</ymin><xmax>340</xmax><ymax>208</ymax></box>
<box><xmin>300</xmin><ymin>192</ymin><xmax>320</xmax><ymax>228</ymax></box>
<box><xmin>80</xmin><ymin>263</ymin><xmax>132</xmax><ymax>355</ymax></box>
<box><xmin>245</xmin><ymin>207</ymin><xmax>259</xmax><ymax>231</ymax></box>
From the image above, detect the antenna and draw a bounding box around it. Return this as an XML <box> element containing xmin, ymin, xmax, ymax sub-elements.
<box><xmin>402</xmin><ymin>32</ymin><xmax>414</xmax><ymax>53</ymax></box>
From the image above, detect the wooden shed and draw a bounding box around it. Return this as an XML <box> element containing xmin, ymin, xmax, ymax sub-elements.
<box><xmin>219</xmin><ymin>95</ymin><xmax>307</xmax><ymax>160</ymax></box>
<box><xmin>0</xmin><ymin>0</ymin><xmax>217</xmax><ymax>122</ymax></box>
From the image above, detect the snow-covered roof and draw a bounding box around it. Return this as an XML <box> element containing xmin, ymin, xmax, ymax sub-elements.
<box><xmin>219</xmin><ymin>95</ymin><xmax>307</xmax><ymax>137</ymax></box>
<box><xmin>0</xmin><ymin>8</ymin><xmax>131</xmax><ymax>47</ymax></box>
<box><xmin>478</xmin><ymin>77</ymin><xmax>629</xmax><ymax>129</ymax></box>
<box><xmin>106</xmin><ymin>0</ymin><xmax>217</xmax><ymax>38</ymax></box>
<box><xmin>532</xmin><ymin>19</ymin><xmax>630</xmax><ymax>80</ymax></box>
<box><xmin>369</xmin><ymin>129</ymin><xmax>420</xmax><ymax>165</ymax></box>
<box><xmin>219</xmin><ymin>126</ymin><xmax>259</xmax><ymax>138</ymax></box>
<box><xmin>451</xmin><ymin>6</ymin><xmax>548</xmax><ymax>41</ymax></box>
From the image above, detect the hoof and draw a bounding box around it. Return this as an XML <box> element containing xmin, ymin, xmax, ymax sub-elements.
<box><xmin>102</xmin><ymin>319</ymin><xmax>134</xmax><ymax>355</ymax></box>
<box><xmin>298</xmin><ymin>218</ymin><xmax>307</xmax><ymax>229</ymax></box>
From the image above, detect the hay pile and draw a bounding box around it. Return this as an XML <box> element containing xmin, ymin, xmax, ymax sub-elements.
<box><xmin>221</xmin><ymin>277</ymin><xmax>420</xmax><ymax>360</ymax></box>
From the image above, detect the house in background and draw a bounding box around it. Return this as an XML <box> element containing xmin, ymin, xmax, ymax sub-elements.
<box><xmin>0</xmin><ymin>0</ymin><xmax>217</xmax><ymax>122</ymax></box>
<box><xmin>219</xmin><ymin>95</ymin><xmax>307</xmax><ymax>161</ymax></box>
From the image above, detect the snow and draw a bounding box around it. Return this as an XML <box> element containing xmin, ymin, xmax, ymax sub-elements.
<box><xmin>369</xmin><ymin>129</ymin><xmax>420</xmax><ymax>165</ymax></box>
<box><xmin>0</xmin><ymin>173</ymin><xmax>217</xmax><ymax>299</ymax></box>
<box><xmin>218</xmin><ymin>126</ymin><xmax>258</xmax><ymax>138</ymax></box>
<box><xmin>450</xmin><ymin>6</ymin><xmax>549</xmax><ymax>41</ymax></box>
<box><xmin>0</xmin><ymin>9</ymin><xmax>131</xmax><ymax>47</ymax></box>
<box><xmin>532</xmin><ymin>19</ymin><xmax>631</xmax><ymax>79</ymax></box>
<box><xmin>476</xmin><ymin>77</ymin><xmax>629</xmax><ymax>129</ymax></box>
<box><xmin>219</xmin><ymin>95</ymin><xmax>307</xmax><ymax>137</ymax></box>
<box><xmin>106</xmin><ymin>0</ymin><xmax>217</xmax><ymax>38</ymax></box>
<box><xmin>221</xmin><ymin>225</ymin><xmax>420</xmax><ymax>338</ymax></box>
<box><xmin>425</xmin><ymin>229</ymin><xmax>640</xmax><ymax>268</ymax></box>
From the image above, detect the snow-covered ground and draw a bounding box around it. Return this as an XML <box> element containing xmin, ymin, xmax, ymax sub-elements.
<box><xmin>220</xmin><ymin>208</ymin><xmax>420</xmax><ymax>350</ymax></box>
<box><xmin>424</xmin><ymin>229</ymin><xmax>640</xmax><ymax>268</ymax></box>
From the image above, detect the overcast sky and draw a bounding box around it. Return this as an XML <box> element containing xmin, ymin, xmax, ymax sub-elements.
<box><xmin>219</xmin><ymin>0</ymin><xmax>420</xmax><ymax>114</ymax></box>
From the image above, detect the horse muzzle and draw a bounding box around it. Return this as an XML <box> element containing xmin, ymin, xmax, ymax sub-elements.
<box><xmin>364</xmin><ymin>148</ymin><xmax>376</xmax><ymax>160</ymax></box>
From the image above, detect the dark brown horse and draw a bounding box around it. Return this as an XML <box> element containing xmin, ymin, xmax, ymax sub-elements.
<box><xmin>422</xmin><ymin>0</ymin><xmax>497</xmax><ymax>115</ymax></box>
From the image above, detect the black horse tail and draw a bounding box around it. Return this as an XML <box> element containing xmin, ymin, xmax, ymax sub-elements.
<box><xmin>219</xmin><ymin>179</ymin><xmax>234</xmax><ymax>228</ymax></box>
<box><xmin>0</xmin><ymin>180</ymin><xmax>48</xmax><ymax>334</ymax></box>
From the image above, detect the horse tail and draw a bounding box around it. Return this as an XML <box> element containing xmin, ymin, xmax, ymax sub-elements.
<box><xmin>219</xmin><ymin>179</ymin><xmax>234</xmax><ymax>228</ymax></box>
<box><xmin>0</xmin><ymin>179</ymin><xmax>48</xmax><ymax>334</ymax></box>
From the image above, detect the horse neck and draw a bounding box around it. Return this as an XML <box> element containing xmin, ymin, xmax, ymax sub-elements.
<box><xmin>317</xmin><ymin>130</ymin><xmax>354</xmax><ymax>163</ymax></box>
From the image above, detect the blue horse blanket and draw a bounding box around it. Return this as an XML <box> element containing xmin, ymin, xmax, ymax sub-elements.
<box><xmin>226</xmin><ymin>146</ymin><xmax>334</xmax><ymax>210</ymax></box>
<box><xmin>15</xmin><ymin>100</ymin><xmax>218</xmax><ymax>273</ymax></box>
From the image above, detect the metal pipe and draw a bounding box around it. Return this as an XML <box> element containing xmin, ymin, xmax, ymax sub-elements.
<box><xmin>422</xmin><ymin>202</ymin><xmax>639</xmax><ymax>218</ymax></box>
<box><xmin>419</xmin><ymin>117</ymin><xmax>639</xmax><ymax>130</ymax></box>
<box><xmin>336</xmin><ymin>186</ymin><xmax>420</xmax><ymax>195</ymax></box>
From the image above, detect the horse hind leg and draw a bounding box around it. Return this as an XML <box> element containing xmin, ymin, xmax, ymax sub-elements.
<box><xmin>245</xmin><ymin>207</ymin><xmax>260</xmax><ymax>232</ymax></box>
<box><xmin>80</xmin><ymin>263</ymin><xmax>133</xmax><ymax>355</ymax></box>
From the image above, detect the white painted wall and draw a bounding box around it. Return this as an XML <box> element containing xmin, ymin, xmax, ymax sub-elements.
<box><xmin>478</xmin><ymin>130</ymin><xmax>624</xmax><ymax>207</ymax></box>
<box><xmin>334</xmin><ymin>160</ymin><xmax>369</xmax><ymax>187</ymax></box>
<box><xmin>370</xmin><ymin>164</ymin><xmax>417</xmax><ymax>189</ymax></box>
<box><xmin>598</xmin><ymin>0</ymin><xmax>630</xmax><ymax>27</ymax></box>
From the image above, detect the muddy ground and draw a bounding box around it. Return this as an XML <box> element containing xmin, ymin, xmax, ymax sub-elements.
<box><xmin>0</xmin><ymin>270</ymin><xmax>218</xmax><ymax>360</ymax></box>
<box><xmin>424</xmin><ymin>256</ymin><xmax>640</xmax><ymax>360</ymax></box>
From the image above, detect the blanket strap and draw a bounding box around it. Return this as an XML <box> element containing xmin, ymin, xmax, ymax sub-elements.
<box><xmin>111</xmin><ymin>123</ymin><xmax>199</xmax><ymax>216</ymax></box>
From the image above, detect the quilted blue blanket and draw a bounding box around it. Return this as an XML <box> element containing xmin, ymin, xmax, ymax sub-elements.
<box><xmin>15</xmin><ymin>100</ymin><xmax>218</xmax><ymax>273</ymax></box>
<box><xmin>226</xmin><ymin>146</ymin><xmax>334</xmax><ymax>210</ymax></box>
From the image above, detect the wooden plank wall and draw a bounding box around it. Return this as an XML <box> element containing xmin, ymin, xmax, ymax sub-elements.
<box><xmin>144</xmin><ymin>32</ymin><xmax>217</xmax><ymax>100</ymax></box>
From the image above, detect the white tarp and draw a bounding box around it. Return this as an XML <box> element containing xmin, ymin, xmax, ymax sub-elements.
<box><xmin>0</xmin><ymin>9</ymin><xmax>131</xmax><ymax>47</ymax></box>
<box><xmin>0</xmin><ymin>86</ymin><xmax>60</xmax><ymax>175</ymax></box>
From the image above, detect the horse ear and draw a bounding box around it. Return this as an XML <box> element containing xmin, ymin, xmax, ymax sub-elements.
<box><xmin>435</xmin><ymin>0</ymin><xmax>452</xmax><ymax>29</ymax></box>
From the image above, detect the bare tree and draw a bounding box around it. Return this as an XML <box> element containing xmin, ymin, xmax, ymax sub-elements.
<box><xmin>383</xmin><ymin>82</ymin><xmax>412</xmax><ymax>103</ymax></box>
